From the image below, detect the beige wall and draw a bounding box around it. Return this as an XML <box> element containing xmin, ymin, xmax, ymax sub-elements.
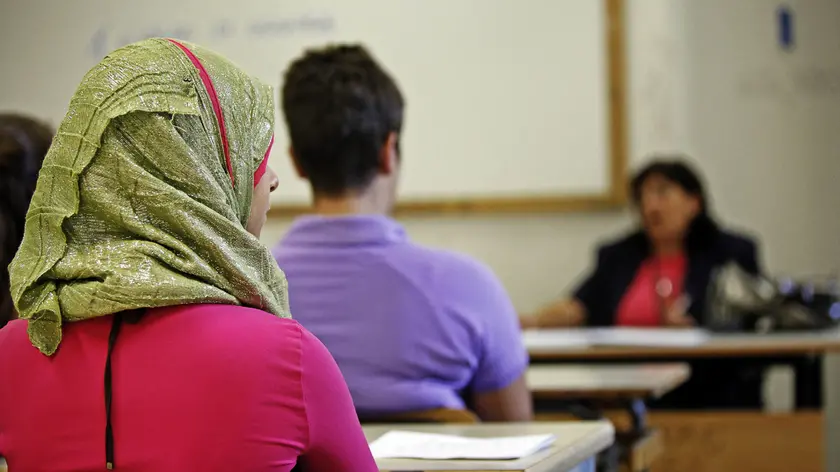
<box><xmin>262</xmin><ymin>0</ymin><xmax>840</xmax><ymax>314</ymax></box>
<box><xmin>683</xmin><ymin>0</ymin><xmax>840</xmax><ymax>281</ymax></box>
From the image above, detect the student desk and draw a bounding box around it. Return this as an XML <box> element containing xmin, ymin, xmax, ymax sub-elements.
<box><xmin>523</xmin><ymin>327</ymin><xmax>840</xmax><ymax>472</ymax></box>
<box><xmin>527</xmin><ymin>364</ymin><xmax>690</xmax><ymax>400</ymax></box>
<box><xmin>525</xmin><ymin>328</ymin><xmax>840</xmax><ymax>360</ymax></box>
<box><xmin>363</xmin><ymin>421</ymin><xmax>614</xmax><ymax>472</ymax></box>
<box><xmin>527</xmin><ymin>364</ymin><xmax>688</xmax><ymax>472</ymax></box>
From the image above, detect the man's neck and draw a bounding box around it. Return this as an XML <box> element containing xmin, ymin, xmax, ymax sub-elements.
<box><xmin>312</xmin><ymin>194</ymin><xmax>388</xmax><ymax>216</ymax></box>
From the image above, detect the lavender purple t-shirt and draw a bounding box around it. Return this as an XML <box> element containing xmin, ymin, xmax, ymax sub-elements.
<box><xmin>273</xmin><ymin>215</ymin><xmax>528</xmax><ymax>416</ymax></box>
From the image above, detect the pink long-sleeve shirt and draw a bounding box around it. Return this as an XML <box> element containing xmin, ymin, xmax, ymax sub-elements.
<box><xmin>0</xmin><ymin>304</ymin><xmax>377</xmax><ymax>472</ymax></box>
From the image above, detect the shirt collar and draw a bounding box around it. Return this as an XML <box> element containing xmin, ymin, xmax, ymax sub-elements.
<box><xmin>280</xmin><ymin>214</ymin><xmax>407</xmax><ymax>248</ymax></box>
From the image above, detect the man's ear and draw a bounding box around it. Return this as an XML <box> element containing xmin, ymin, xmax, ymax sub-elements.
<box><xmin>378</xmin><ymin>132</ymin><xmax>399</xmax><ymax>175</ymax></box>
<box><xmin>288</xmin><ymin>146</ymin><xmax>307</xmax><ymax>178</ymax></box>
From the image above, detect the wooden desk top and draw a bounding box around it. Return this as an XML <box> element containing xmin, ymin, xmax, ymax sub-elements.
<box><xmin>527</xmin><ymin>363</ymin><xmax>690</xmax><ymax>399</ymax></box>
<box><xmin>364</xmin><ymin>421</ymin><xmax>614</xmax><ymax>472</ymax></box>
<box><xmin>525</xmin><ymin>327</ymin><xmax>840</xmax><ymax>360</ymax></box>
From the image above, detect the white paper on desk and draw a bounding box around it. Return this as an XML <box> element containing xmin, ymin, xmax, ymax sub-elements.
<box><xmin>369</xmin><ymin>430</ymin><xmax>556</xmax><ymax>460</ymax></box>
<box><xmin>588</xmin><ymin>327</ymin><xmax>710</xmax><ymax>347</ymax></box>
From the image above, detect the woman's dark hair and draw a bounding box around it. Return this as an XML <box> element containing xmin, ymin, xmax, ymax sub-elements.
<box><xmin>629</xmin><ymin>157</ymin><xmax>720</xmax><ymax>250</ymax></box>
<box><xmin>0</xmin><ymin>113</ymin><xmax>53</xmax><ymax>328</ymax></box>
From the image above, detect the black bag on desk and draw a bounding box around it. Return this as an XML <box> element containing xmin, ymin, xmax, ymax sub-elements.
<box><xmin>705</xmin><ymin>263</ymin><xmax>839</xmax><ymax>332</ymax></box>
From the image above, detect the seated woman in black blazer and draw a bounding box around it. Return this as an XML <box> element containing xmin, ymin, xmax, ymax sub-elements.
<box><xmin>525</xmin><ymin>158</ymin><xmax>764</xmax><ymax>408</ymax></box>
<box><xmin>525</xmin><ymin>158</ymin><xmax>760</xmax><ymax>329</ymax></box>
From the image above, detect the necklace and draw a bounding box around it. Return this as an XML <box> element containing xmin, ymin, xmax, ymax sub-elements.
<box><xmin>655</xmin><ymin>277</ymin><xmax>673</xmax><ymax>298</ymax></box>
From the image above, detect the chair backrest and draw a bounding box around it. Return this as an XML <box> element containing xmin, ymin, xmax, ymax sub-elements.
<box><xmin>360</xmin><ymin>408</ymin><xmax>480</xmax><ymax>424</ymax></box>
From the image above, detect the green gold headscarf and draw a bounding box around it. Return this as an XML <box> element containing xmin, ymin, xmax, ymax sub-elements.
<box><xmin>9</xmin><ymin>38</ymin><xmax>290</xmax><ymax>356</ymax></box>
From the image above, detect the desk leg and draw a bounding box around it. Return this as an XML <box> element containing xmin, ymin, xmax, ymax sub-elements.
<box><xmin>569</xmin><ymin>399</ymin><xmax>648</xmax><ymax>435</ymax></box>
<box><xmin>569</xmin><ymin>456</ymin><xmax>596</xmax><ymax>472</ymax></box>
<box><xmin>568</xmin><ymin>400</ymin><xmax>649</xmax><ymax>472</ymax></box>
<box><xmin>824</xmin><ymin>353</ymin><xmax>840</xmax><ymax>472</ymax></box>
<box><xmin>628</xmin><ymin>399</ymin><xmax>647</xmax><ymax>435</ymax></box>
<box><xmin>568</xmin><ymin>403</ymin><xmax>619</xmax><ymax>471</ymax></box>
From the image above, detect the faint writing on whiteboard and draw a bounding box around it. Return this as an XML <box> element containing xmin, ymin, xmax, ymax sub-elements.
<box><xmin>636</xmin><ymin>35</ymin><xmax>681</xmax><ymax>152</ymax></box>
<box><xmin>738</xmin><ymin>66</ymin><xmax>840</xmax><ymax>104</ymax></box>
<box><xmin>88</xmin><ymin>14</ymin><xmax>335</xmax><ymax>59</ymax></box>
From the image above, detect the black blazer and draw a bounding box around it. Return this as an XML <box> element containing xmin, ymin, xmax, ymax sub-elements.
<box><xmin>573</xmin><ymin>226</ymin><xmax>760</xmax><ymax>326</ymax></box>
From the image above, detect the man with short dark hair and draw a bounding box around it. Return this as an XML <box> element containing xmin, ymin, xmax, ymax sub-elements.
<box><xmin>273</xmin><ymin>44</ymin><xmax>532</xmax><ymax>421</ymax></box>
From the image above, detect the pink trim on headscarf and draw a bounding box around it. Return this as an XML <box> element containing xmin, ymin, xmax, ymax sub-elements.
<box><xmin>167</xmin><ymin>39</ymin><xmax>234</xmax><ymax>186</ymax></box>
<box><xmin>254</xmin><ymin>135</ymin><xmax>274</xmax><ymax>187</ymax></box>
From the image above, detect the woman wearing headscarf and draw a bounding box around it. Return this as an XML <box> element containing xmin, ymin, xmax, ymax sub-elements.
<box><xmin>0</xmin><ymin>38</ymin><xmax>376</xmax><ymax>471</ymax></box>
<box><xmin>0</xmin><ymin>113</ymin><xmax>53</xmax><ymax>329</ymax></box>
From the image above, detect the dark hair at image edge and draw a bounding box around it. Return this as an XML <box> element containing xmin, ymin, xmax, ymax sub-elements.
<box><xmin>0</xmin><ymin>114</ymin><xmax>54</xmax><ymax>328</ymax></box>
<box><xmin>630</xmin><ymin>157</ymin><xmax>721</xmax><ymax>250</ymax></box>
<box><xmin>281</xmin><ymin>43</ymin><xmax>404</xmax><ymax>196</ymax></box>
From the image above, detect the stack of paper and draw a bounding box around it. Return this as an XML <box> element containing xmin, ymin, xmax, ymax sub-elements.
<box><xmin>368</xmin><ymin>430</ymin><xmax>556</xmax><ymax>460</ymax></box>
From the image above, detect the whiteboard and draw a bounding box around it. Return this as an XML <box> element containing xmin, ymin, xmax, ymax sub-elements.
<box><xmin>0</xmin><ymin>0</ymin><xmax>627</xmax><ymax>214</ymax></box>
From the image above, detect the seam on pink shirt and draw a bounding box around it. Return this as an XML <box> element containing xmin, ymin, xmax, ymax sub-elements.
<box><xmin>294</xmin><ymin>323</ymin><xmax>312</xmax><ymax>452</ymax></box>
